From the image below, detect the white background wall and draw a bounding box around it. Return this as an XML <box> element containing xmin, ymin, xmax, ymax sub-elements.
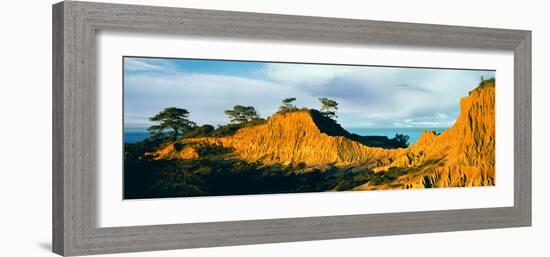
<box><xmin>0</xmin><ymin>0</ymin><xmax>548</xmax><ymax>256</ymax></box>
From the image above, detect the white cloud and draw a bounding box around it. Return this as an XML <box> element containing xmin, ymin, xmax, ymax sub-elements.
<box><xmin>124</xmin><ymin>72</ymin><xmax>319</xmax><ymax>126</ymax></box>
<box><xmin>125</xmin><ymin>60</ymin><xmax>494</xmax><ymax>129</ymax></box>
<box><xmin>261</xmin><ymin>63</ymin><xmax>493</xmax><ymax>128</ymax></box>
<box><xmin>264</xmin><ymin>63</ymin><xmax>359</xmax><ymax>85</ymax></box>
<box><xmin>124</xmin><ymin>58</ymin><xmax>166</xmax><ymax>72</ymax></box>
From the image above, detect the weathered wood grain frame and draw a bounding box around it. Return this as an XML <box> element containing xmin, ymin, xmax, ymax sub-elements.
<box><xmin>52</xmin><ymin>1</ymin><xmax>531</xmax><ymax>256</ymax></box>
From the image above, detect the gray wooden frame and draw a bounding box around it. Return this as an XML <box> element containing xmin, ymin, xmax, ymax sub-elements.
<box><xmin>52</xmin><ymin>1</ymin><xmax>531</xmax><ymax>256</ymax></box>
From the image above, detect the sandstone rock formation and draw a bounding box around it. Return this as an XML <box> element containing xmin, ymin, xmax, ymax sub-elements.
<box><xmin>360</xmin><ymin>82</ymin><xmax>495</xmax><ymax>189</ymax></box>
<box><xmin>153</xmin><ymin>81</ymin><xmax>496</xmax><ymax>189</ymax></box>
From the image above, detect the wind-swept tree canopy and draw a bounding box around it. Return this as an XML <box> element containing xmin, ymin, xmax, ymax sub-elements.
<box><xmin>393</xmin><ymin>133</ymin><xmax>410</xmax><ymax>148</ymax></box>
<box><xmin>278</xmin><ymin>97</ymin><xmax>298</xmax><ymax>114</ymax></box>
<box><xmin>183</xmin><ymin>124</ymin><xmax>215</xmax><ymax>138</ymax></box>
<box><xmin>148</xmin><ymin>107</ymin><xmax>196</xmax><ymax>140</ymax></box>
<box><xmin>224</xmin><ymin>105</ymin><xmax>260</xmax><ymax>124</ymax></box>
<box><xmin>319</xmin><ymin>97</ymin><xmax>338</xmax><ymax>119</ymax></box>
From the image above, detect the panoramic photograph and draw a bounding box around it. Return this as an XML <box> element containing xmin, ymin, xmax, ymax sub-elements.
<box><xmin>123</xmin><ymin>56</ymin><xmax>496</xmax><ymax>199</ymax></box>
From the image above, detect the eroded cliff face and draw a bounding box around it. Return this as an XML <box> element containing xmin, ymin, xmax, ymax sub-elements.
<box><xmin>157</xmin><ymin>111</ymin><xmax>400</xmax><ymax>167</ymax></box>
<box><xmin>360</xmin><ymin>83</ymin><xmax>495</xmax><ymax>189</ymax></box>
<box><xmin>153</xmin><ymin>82</ymin><xmax>496</xmax><ymax>189</ymax></box>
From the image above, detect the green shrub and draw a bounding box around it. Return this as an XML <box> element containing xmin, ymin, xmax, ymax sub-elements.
<box><xmin>183</xmin><ymin>124</ymin><xmax>215</xmax><ymax>138</ymax></box>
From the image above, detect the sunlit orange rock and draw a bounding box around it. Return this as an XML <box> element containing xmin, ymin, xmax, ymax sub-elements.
<box><xmin>359</xmin><ymin>82</ymin><xmax>495</xmax><ymax>189</ymax></box>
<box><xmin>153</xmin><ymin>81</ymin><xmax>496</xmax><ymax>189</ymax></box>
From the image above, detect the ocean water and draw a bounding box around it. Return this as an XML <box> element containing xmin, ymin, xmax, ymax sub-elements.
<box><xmin>345</xmin><ymin>127</ymin><xmax>448</xmax><ymax>144</ymax></box>
<box><xmin>124</xmin><ymin>128</ymin><xmax>149</xmax><ymax>143</ymax></box>
<box><xmin>124</xmin><ymin>127</ymin><xmax>448</xmax><ymax>144</ymax></box>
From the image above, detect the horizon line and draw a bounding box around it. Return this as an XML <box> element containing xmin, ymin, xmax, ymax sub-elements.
<box><xmin>123</xmin><ymin>126</ymin><xmax>451</xmax><ymax>129</ymax></box>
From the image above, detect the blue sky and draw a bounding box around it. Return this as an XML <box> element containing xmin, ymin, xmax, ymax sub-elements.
<box><xmin>124</xmin><ymin>57</ymin><xmax>494</xmax><ymax>129</ymax></box>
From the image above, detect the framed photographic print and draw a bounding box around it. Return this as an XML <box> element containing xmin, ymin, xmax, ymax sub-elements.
<box><xmin>52</xmin><ymin>1</ymin><xmax>531</xmax><ymax>256</ymax></box>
